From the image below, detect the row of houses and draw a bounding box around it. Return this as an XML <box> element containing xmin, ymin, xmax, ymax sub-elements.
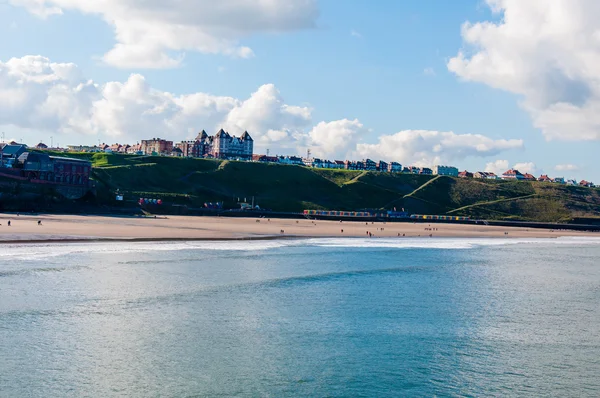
<box><xmin>20</xmin><ymin>127</ymin><xmax>596</xmax><ymax>186</ymax></box>
<box><xmin>456</xmin><ymin>168</ymin><xmax>595</xmax><ymax>187</ymax></box>
<box><xmin>251</xmin><ymin>155</ymin><xmax>443</xmax><ymax>175</ymax></box>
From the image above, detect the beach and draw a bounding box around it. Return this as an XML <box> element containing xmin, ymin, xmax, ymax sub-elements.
<box><xmin>0</xmin><ymin>213</ymin><xmax>597</xmax><ymax>243</ymax></box>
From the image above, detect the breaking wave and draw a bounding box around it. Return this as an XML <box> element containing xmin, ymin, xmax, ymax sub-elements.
<box><xmin>0</xmin><ymin>236</ymin><xmax>598</xmax><ymax>261</ymax></box>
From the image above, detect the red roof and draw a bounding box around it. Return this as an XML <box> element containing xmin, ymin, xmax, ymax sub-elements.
<box><xmin>538</xmin><ymin>174</ymin><xmax>551</xmax><ymax>182</ymax></box>
<box><xmin>503</xmin><ymin>169</ymin><xmax>522</xmax><ymax>176</ymax></box>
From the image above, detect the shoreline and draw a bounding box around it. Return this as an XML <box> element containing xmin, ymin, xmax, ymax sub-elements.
<box><xmin>1</xmin><ymin>235</ymin><xmax>599</xmax><ymax>246</ymax></box>
<box><xmin>0</xmin><ymin>213</ymin><xmax>598</xmax><ymax>244</ymax></box>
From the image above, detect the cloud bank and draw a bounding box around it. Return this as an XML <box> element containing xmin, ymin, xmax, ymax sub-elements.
<box><xmin>448</xmin><ymin>0</ymin><xmax>600</xmax><ymax>141</ymax></box>
<box><xmin>1</xmin><ymin>55</ymin><xmax>522</xmax><ymax>165</ymax></box>
<box><xmin>9</xmin><ymin>0</ymin><xmax>319</xmax><ymax>68</ymax></box>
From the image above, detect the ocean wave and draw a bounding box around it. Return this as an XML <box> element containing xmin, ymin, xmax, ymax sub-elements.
<box><xmin>303</xmin><ymin>236</ymin><xmax>600</xmax><ymax>249</ymax></box>
<box><xmin>0</xmin><ymin>236</ymin><xmax>598</xmax><ymax>261</ymax></box>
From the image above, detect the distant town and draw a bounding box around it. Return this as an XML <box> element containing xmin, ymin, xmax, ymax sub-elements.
<box><xmin>0</xmin><ymin>128</ymin><xmax>596</xmax><ymax>188</ymax></box>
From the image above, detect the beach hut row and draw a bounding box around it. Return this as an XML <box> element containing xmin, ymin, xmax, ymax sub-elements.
<box><xmin>304</xmin><ymin>210</ymin><xmax>384</xmax><ymax>218</ymax></box>
<box><xmin>409</xmin><ymin>214</ymin><xmax>469</xmax><ymax>221</ymax></box>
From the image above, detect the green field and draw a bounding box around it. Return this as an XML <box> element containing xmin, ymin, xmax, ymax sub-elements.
<box><xmin>40</xmin><ymin>152</ymin><xmax>600</xmax><ymax>222</ymax></box>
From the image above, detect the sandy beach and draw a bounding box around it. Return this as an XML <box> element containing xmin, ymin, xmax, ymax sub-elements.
<box><xmin>0</xmin><ymin>213</ymin><xmax>598</xmax><ymax>243</ymax></box>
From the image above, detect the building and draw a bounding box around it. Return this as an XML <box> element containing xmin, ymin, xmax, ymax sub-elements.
<box><xmin>434</xmin><ymin>165</ymin><xmax>459</xmax><ymax>177</ymax></box>
<box><xmin>523</xmin><ymin>173</ymin><xmax>536</xmax><ymax>181</ymax></box>
<box><xmin>252</xmin><ymin>154</ymin><xmax>279</xmax><ymax>163</ymax></box>
<box><xmin>344</xmin><ymin>160</ymin><xmax>366</xmax><ymax>170</ymax></box>
<box><xmin>388</xmin><ymin>162</ymin><xmax>402</xmax><ymax>173</ymax></box>
<box><xmin>333</xmin><ymin>160</ymin><xmax>346</xmax><ymax>169</ymax></box>
<box><xmin>538</xmin><ymin>174</ymin><xmax>552</xmax><ymax>182</ymax></box>
<box><xmin>303</xmin><ymin>158</ymin><xmax>327</xmax><ymax>168</ymax></box>
<box><xmin>344</xmin><ymin>160</ymin><xmax>358</xmax><ymax>170</ymax></box>
<box><xmin>278</xmin><ymin>156</ymin><xmax>304</xmax><ymax>166</ymax></box>
<box><xmin>176</xmin><ymin>129</ymin><xmax>253</xmax><ymax>159</ymax></box>
<box><xmin>474</xmin><ymin>171</ymin><xmax>498</xmax><ymax>179</ymax></box>
<box><xmin>109</xmin><ymin>143</ymin><xmax>123</xmax><ymax>153</ymax></box>
<box><xmin>141</xmin><ymin>138</ymin><xmax>173</xmax><ymax>155</ymax></box>
<box><xmin>420</xmin><ymin>167</ymin><xmax>433</xmax><ymax>175</ymax></box>
<box><xmin>580</xmin><ymin>180</ymin><xmax>595</xmax><ymax>187</ymax></box>
<box><xmin>16</xmin><ymin>152</ymin><xmax>91</xmax><ymax>186</ymax></box>
<box><xmin>566</xmin><ymin>179</ymin><xmax>578</xmax><ymax>186</ymax></box>
<box><xmin>403</xmin><ymin>166</ymin><xmax>420</xmax><ymax>174</ymax></box>
<box><xmin>35</xmin><ymin>142</ymin><xmax>48</xmax><ymax>150</ymax></box>
<box><xmin>170</xmin><ymin>147</ymin><xmax>184</xmax><ymax>157</ymax></box>
<box><xmin>376</xmin><ymin>160</ymin><xmax>388</xmax><ymax>172</ymax></box>
<box><xmin>553</xmin><ymin>177</ymin><xmax>565</xmax><ymax>184</ymax></box>
<box><xmin>502</xmin><ymin>169</ymin><xmax>524</xmax><ymax>180</ymax></box>
<box><xmin>0</xmin><ymin>144</ymin><xmax>27</xmax><ymax>168</ymax></box>
<box><xmin>362</xmin><ymin>159</ymin><xmax>377</xmax><ymax>171</ymax></box>
<box><xmin>127</xmin><ymin>144</ymin><xmax>142</xmax><ymax>154</ymax></box>
<box><xmin>458</xmin><ymin>170</ymin><xmax>473</xmax><ymax>178</ymax></box>
<box><xmin>210</xmin><ymin>129</ymin><xmax>253</xmax><ymax>159</ymax></box>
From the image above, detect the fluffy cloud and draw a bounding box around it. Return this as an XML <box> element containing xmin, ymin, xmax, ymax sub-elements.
<box><xmin>9</xmin><ymin>0</ymin><xmax>318</xmax><ymax>68</ymax></box>
<box><xmin>448</xmin><ymin>0</ymin><xmax>600</xmax><ymax>141</ymax></box>
<box><xmin>1</xmin><ymin>55</ymin><xmax>523</xmax><ymax>163</ymax></box>
<box><xmin>355</xmin><ymin>130</ymin><xmax>523</xmax><ymax>166</ymax></box>
<box><xmin>513</xmin><ymin>162</ymin><xmax>538</xmax><ymax>175</ymax></box>
<box><xmin>0</xmin><ymin>56</ymin><xmax>309</xmax><ymax>151</ymax></box>
<box><xmin>307</xmin><ymin>119</ymin><xmax>367</xmax><ymax>158</ymax></box>
<box><xmin>555</xmin><ymin>164</ymin><xmax>579</xmax><ymax>172</ymax></box>
<box><xmin>485</xmin><ymin>159</ymin><xmax>538</xmax><ymax>175</ymax></box>
<box><xmin>222</xmin><ymin>84</ymin><xmax>311</xmax><ymax>149</ymax></box>
<box><xmin>485</xmin><ymin>159</ymin><xmax>509</xmax><ymax>174</ymax></box>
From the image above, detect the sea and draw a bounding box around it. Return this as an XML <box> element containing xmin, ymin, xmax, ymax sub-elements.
<box><xmin>1</xmin><ymin>237</ymin><xmax>600</xmax><ymax>397</ymax></box>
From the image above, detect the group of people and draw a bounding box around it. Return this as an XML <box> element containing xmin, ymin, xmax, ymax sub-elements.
<box><xmin>0</xmin><ymin>220</ymin><xmax>42</xmax><ymax>226</ymax></box>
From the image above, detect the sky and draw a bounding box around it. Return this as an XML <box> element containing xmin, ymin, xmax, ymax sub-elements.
<box><xmin>0</xmin><ymin>0</ymin><xmax>599</xmax><ymax>181</ymax></box>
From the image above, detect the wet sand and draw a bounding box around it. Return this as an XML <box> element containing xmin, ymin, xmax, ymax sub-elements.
<box><xmin>0</xmin><ymin>213</ymin><xmax>597</xmax><ymax>243</ymax></box>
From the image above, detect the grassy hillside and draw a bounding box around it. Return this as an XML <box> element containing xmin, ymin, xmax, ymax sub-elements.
<box><xmin>38</xmin><ymin>152</ymin><xmax>600</xmax><ymax>222</ymax></box>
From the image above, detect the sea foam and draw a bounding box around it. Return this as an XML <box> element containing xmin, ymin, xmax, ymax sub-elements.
<box><xmin>0</xmin><ymin>236</ymin><xmax>599</xmax><ymax>261</ymax></box>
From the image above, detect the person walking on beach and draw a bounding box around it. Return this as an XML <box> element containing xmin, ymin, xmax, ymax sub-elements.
<box><xmin>7</xmin><ymin>221</ymin><xmax>10</xmax><ymax>227</ymax></box>
<box><xmin>38</xmin><ymin>220</ymin><xmax>42</xmax><ymax>226</ymax></box>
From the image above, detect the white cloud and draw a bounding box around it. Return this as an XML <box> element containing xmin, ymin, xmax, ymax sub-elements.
<box><xmin>448</xmin><ymin>0</ymin><xmax>600</xmax><ymax>141</ymax></box>
<box><xmin>485</xmin><ymin>159</ymin><xmax>509</xmax><ymax>174</ymax></box>
<box><xmin>485</xmin><ymin>159</ymin><xmax>539</xmax><ymax>175</ymax></box>
<box><xmin>355</xmin><ymin>130</ymin><xmax>523</xmax><ymax>166</ymax></box>
<box><xmin>0</xmin><ymin>55</ymin><xmax>524</xmax><ymax>164</ymax></box>
<box><xmin>555</xmin><ymin>163</ymin><xmax>579</xmax><ymax>172</ymax></box>
<box><xmin>9</xmin><ymin>0</ymin><xmax>319</xmax><ymax>68</ymax></box>
<box><xmin>308</xmin><ymin>119</ymin><xmax>367</xmax><ymax>158</ymax></box>
<box><xmin>0</xmin><ymin>56</ymin><xmax>310</xmax><ymax>152</ymax></box>
<box><xmin>423</xmin><ymin>67</ymin><xmax>436</xmax><ymax>76</ymax></box>
<box><xmin>513</xmin><ymin>162</ymin><xmax>538</xmax><ymax>175</ymax></box>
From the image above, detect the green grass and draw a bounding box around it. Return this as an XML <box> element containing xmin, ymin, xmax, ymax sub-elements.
<box><xmin>28</xmin><ymin>152</ymin><xmax>600</xmax><ymax>222</ymax></box>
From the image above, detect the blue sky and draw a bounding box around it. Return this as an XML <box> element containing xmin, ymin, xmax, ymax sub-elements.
<box><xmin>0</xmin><ymin>0</ymin><xmax>598</xmax><ymax>181</ymax></box>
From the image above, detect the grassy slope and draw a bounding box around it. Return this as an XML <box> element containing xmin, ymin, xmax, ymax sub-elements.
<box><xmin>41</xmin><ymin>152</ymin><xmax>600</xmax><ymax>221</ymax></box>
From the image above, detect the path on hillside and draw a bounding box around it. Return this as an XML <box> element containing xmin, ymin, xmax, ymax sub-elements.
<box><xmin>447</xmin><ymin>193</ymin><xmax>538</xmax><ymax>214</ymax></box>
<box><xmin>378</xmin><ymin>175</ymin><xmax>442</xmax><ymax>210</ymax></box>
<box><xmin>403</xmin><ymin>175</ymin><xmax>442</xmax><ymax>199</ymax></box>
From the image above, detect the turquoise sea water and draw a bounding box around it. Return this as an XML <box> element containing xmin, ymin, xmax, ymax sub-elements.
<box><xmin>1</xmin><ymin>237</ymin><xmax>600</xmax><ymax>397</ymax></box>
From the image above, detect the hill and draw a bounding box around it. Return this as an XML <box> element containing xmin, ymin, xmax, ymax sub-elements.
<box><xmin>37</xmin><ymin>152</ymin><xmax>599</xmax><ymax>223</ymax></box>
